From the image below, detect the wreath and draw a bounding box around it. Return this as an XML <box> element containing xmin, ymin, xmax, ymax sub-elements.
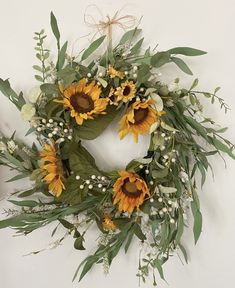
<box><xmin>0</xmin><ymin>12</ymin><xmax>234</xmax><ymax>285</ymax></box>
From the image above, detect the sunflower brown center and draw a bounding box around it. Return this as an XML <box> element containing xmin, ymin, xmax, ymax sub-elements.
<box><xmin>123</xmin><ymin>85</ymin><xmax>131</xmax><ymax>96</ymax></box>
<box><xmin>70</xmin><ymin>92</ymin><xmax>94</xmax><ymax>113</ymax></box>
<box><xmin>133</xmin><ymin>108</ymin><xmax>149</xmax><ymax>124</ymax></box>
<box><xmin>122</xmin><ymin>179</ymin><xmax>142</xmax><ymax>198</ymax></box>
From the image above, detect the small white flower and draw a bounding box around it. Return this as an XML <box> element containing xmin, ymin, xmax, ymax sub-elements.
<box><xmin>149</xmin><ymin>121</ymin><xmax>159</xmax><ymax>134</ymax></box>
<box><xmin>7</xmin><ymin>140</ymin><xmax>17</xmax><ymax>154</ymax></box>
<box><xmin>21</xmin><ymin>104</ymin><xmax>36</xmax><ymax>121</ymax></box>
<box><xmin>141</xmin><ymin>214</ymin><xmax>149</xmax><ymax>224</ymax></box>
<box><xmin>28</xmin><ymin>86</ymin><xmax>41</xmax><ymax>103</ymax></box>
<box><xmin>179</xmin><ymin>171</ymin><xmax>189</xmax><ymax>183</ymax></box>
<box><xmin>0</xmin><ymin>141</ymin><xmax>7</xmax><ymax>152</ymax></box>
<box><xmin>168</xmin><ymin>81</ymin><xmax>180</xmax><ymax>92</ymax></box>
<box><xmin>151</xmin><ymin>93</ymin><xmax>164</xmax><ymax>111</ymax></box>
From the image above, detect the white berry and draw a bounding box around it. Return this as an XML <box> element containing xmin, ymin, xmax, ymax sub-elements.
<box><xmin>76</xmin><ymin>175</ymin><xmax>80</xmax><ymax>180</ymax></box>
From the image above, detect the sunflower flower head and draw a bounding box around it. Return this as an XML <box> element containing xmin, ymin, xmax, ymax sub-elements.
<box><xmin>40</xmin><ymin>142</ymin><xmax>65</xmax><ymax>197</ymax></box>
<box><xmin>108</xmin><ymin>87</ymin><xmax>119</xmax><ymax>106</ymax></box>
<box><xmin>107</xmin><ymin>65</ymin><xmax>125</xmax><ymax>79</ymax></box>
<box><xmin>102</xmin><ymin>215</ymin><xmax>116</xmax><ymax>231</ymax></box>
<box><xmin>55</xmin><ymin>78</ymin><xmax>108</xmax><ymax>125</ymax></box>
<box><xmin>119</xmin><ymin>99</ymin><xmax>165</xmax><ymax>142</ymax></box>
<box><xmin>113</xmin><ymin>171</ymin><xmax>150</xmax><ymax>214</ymax></box>
<box><xmin>115</xmin><ymin>80</ymin><xmax>136</xmax><ymax>103</ymax></box>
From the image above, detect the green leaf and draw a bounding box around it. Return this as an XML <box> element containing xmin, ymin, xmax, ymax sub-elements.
<box><xmin>167</xmin><ymin>47</ymin><xmax>207</xmax><ymax>56</ymax></box>
<box><xmin>35</xmin><ymin>75</ymin><xmax>44</xmax><ymax>82</ymax></box>
<box><xmin>190</xmin><ymin>78</ymin><xmax>199</xmax><ymax>90</ymax></box>
<box><xmin>191</xmin><ymin>202</ymin><xmax>202</xmax><ymax>244</ymax></box>
<box><xmin>74</xmin><ymin>236</ymin><xmax>85</xmax><ymax>250</ymax></box>
<box><xmin>209</xmin><ymin>136</ymin><xmax>235</xmax><ymax>159</ymax></box>
<box><xmin>59</xmin><ymin>218</ymin><xmax>74</xmax><ymax>229</ymax></box>
<box><xmin>57</xmin><ymin>65</ymin><xmax>76</xmax><ymax>87</ymax></box>
<box><xmin>178</xmin><ymin>243</ymin><xmax>188</xmax><ymax>263</ymax></box>
<box><xmin>175</xmin><ymin>210</ymin><xmax>184</xmax><ymax>245</ymax></box>
<box><xmin>4</xmin><ymin>151</ymin><xmax>24</xmax><ymax>170</ymax></box>
<box><xmin>130</xmin><ymin>37</ymin><xmax>144</xmax><ymax>54</ymax></box>
<box><xmin>152</xmin><ymin>168</ymin><xmax>168</xmax><ymax>179</ymax></box>
<box><xmin>0</xmin><ymin>78</ymin><xmax>26</xmax><ymax>110</ymax></box>
<box><xmin>73</xmin><ymin>105</ymin><xmax>120</xmax><ymax>140</ymax></box>
<box><xmin>69</xmin><ymin>142</ymin><xmax>101</xmax><ymax>178</ymax></box>
<box><xmin>119</xmin><ymin>28</ymin><xmax>141</xmax><ymax>45</ymax></box>
<box><xmin>81</xmin><ymin>36</ymin><xmax>106</xmax><ymax>61</ymax></box>
<box><xmin>50</xmin><ymin>12</ymin><xmax>60</xmax><ymax>49</ymax></box>
<box><xmin>40</xmin><ymin>83</ymin><xmax>60</xmax><ymax>95</ymax></box>
<box><xmin>137</xmin><ymin>63</ymin><xmax>151</xmax><ymax>84</ymax></box>
<box><xmin>124</xmin><ymin>228</ymin><xmax>135</xmax><ymax>253</ymax></box>
<box><xmin>153</xmin><ymin>259</ymin><xmax>165</xmax><ymax>280</ymax></box>
<box><xmin>9</xmin><ymin>200</ymin><xmax>38</xmax><ymax>207</ymax></box>
<box><xmin>171</xmin><ymin>57</ymin><xmax>193</xmax><ymax>75</ymax></box>
<box><xmin>33</xmin><ymin>65</ymin><xmax>43</xmax><ymax>72</ymax></box>
<box><xmin>134</xmin><ymin>224</ymin><xmax>146</xmax><ymax>241</ymax></box>
<box><xmin>6</xmin><ymin>173</ymin><xmax>30</xmax><ymax>182</ymax></box>
<box><xmin>18</xmin><ymin>188</ymin><xmax>36</xmax><ymax>198</ymax></box>
<box><xmin>58</xmin><ymin>41</ymin><xmax>68</xmax><ymax>70</ymax></box>
<box><xmin>151</xmin><ymin>52</ymin><xmax>171</xmax><ymax>68</ymax></box>
<box><xmin>126</xmin><ymin>160</ymin><xmax>141</xmax><ymax>172</ymax></box>
<box><xmin>58</xmin><ymin>175</ymin><xmax>88</xmax><ymax>205</ymax></box>
<box><xmin>184</xmin><ymin>116</ymin><xmax>208</xmax><ymax>140</ymax></box>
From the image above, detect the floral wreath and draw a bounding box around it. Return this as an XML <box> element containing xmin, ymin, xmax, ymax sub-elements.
<box><xmin>0</xmin><ymin>12</ymin><xmax>234</xmax><ymax>285</ymax></box>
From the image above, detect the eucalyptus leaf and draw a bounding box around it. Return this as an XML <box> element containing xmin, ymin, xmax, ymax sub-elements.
<box><xmin>50</xmin><ymin>12</ymin><xmax>60</xmax><ymax>49</ymax></box>
<box><xmin>151</xmin><ymin>52</ymin><xmax>170</xmax><ymax>68</ymax></box>
<box><xmin>119</xmin><ymin>28</ymin><xmax>141</xmax><ymax>45</ymax></box>
<box><xmin>81</xmin><ymin>36</ymin><xmax>106</xmax><ymax>61</ymax></box>
<box><xmin>74</xmin><ymin>236</ymin><xmax>85</xmax><ymax>250</ymax></box>
<box><xmin>167</xmin><ymin>47</ymin><xmax>207</xmax><ymax>56</ymax></box>
<box><xmin>171</xmin><ymin>57</ymin><xmax>193</xmax><ymax>75</ymax></box>
<box><xmin>159</xmin><ymin>185</ymin><xmax>177</xmax><ymax>194</ymax></box>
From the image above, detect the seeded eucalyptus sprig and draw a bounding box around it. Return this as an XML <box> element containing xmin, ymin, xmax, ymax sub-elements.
<box><xmin>33</xmin><ymin>29</ymin><xmax>51</xmax><ymax>82</ymax></box>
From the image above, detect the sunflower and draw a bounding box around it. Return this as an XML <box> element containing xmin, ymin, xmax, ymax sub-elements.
<box><xmin>55</xmin><ymin>78</ymin><xmax>109</xmax><ymax>125</ymax></box>
<box><xmin>113</xmin><ymin>171</ymin><xmax>150</xmax><ymax>214</ymax></box>
<box><xmin>102</xmin><ymin>215</ymin><xmax>116</xmax><ymax>231</ymax></box>
<box><xmin>40</xmin><ymin>142</ymin><xmax>65</xmax><ymax>197</ymax></box>
<box><xmin>107</xmin><ymin>65</ymin><xmax>125</xmax><ymax>79</ymax></box>
<box><xmin>119</xmin><ymin>99</ymin><xmax>165</xmax><ymax>142</ymax></box>
<box><xmin>108</xmin><ymin>88</ymin><xmax>119</xmax><ymax>106</ymax></box>
<box><xmin>115</xmin><ymin>80</ymin><xmax>136</xmax><ymax>103</ymax></box>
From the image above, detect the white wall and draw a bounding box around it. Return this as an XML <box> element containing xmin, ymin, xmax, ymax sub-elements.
<box><xmin>0</xmin><ymin>0</ymin><xmax>235</xmax><ymax>287</ymax></box>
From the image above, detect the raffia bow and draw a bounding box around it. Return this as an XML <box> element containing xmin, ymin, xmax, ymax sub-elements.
<box><xmin>84</xmin><ymin>5</ymin><xmax>137</xmax><ymax>40</ymax></box>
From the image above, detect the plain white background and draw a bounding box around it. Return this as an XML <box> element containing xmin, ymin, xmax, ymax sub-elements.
<box><xmin>0</xmin><ymin>0</ymin><xmax>235</xmax><ymax>287</ymax></box>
